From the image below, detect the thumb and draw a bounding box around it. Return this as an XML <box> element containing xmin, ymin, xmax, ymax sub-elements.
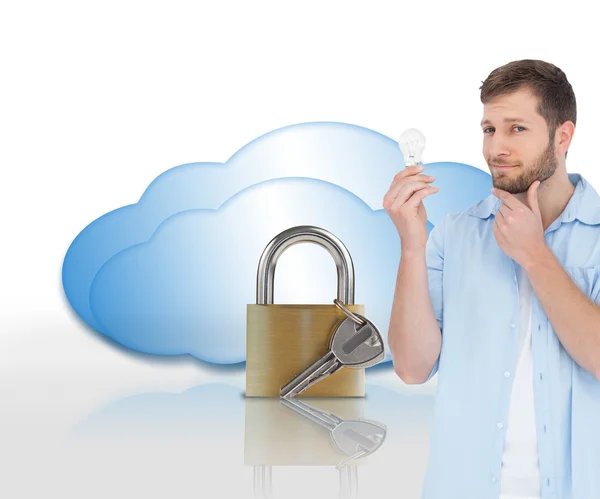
<box><xmin>527</xmin><ymin>180</ymin><xmax>541</xmax><ymax>216</ymax></box>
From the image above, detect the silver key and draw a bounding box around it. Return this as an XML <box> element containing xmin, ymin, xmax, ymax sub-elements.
<box><xmin>280</xmin><ymin>397</ymin><xmax>387</xmax><ymax>467</ymax></box>
<box><xmin>280</xmin><ymin>313</ymin><xmax>385</xmax><ymax>399</ymax></box>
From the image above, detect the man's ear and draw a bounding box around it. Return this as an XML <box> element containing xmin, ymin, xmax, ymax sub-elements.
<box><xmin>557</xmin><ymin>120</ymin><xmax>575</xmax><ymax>157</ymax></box>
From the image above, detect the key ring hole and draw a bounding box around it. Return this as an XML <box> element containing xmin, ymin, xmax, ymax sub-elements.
<box><xmin>333</xmin><ymin>299</ymin><xmax>366</xmax><ymax>326</ymax></box>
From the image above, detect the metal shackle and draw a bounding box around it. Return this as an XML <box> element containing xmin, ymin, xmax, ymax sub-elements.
<box><xmin>256</xmin><ymin>225</ymin><xmax>356</xmax><ymax>305</ymax></box>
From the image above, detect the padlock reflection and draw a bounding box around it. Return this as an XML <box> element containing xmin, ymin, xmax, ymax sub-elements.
<box><xmin>244</xmin><ymin>396</ymin><xmax>376</xmax><ymax>467</ymax></box>
<box><xmin>253</xmin><ymin>464</ymin><xmax>358</xmax><ymax>499</ymax></box>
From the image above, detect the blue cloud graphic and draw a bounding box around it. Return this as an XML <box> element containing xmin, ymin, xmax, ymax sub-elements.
<box><xmin>62</xmin><ymin>121</ymin><xmax>492</xmax><ymax>364</ymax></box>
<box><xmin>89</xmin><ymin>173</ymin><xmax>490</xmax><ymax>364</ymax></box>
<box><xmin>62</xmin><ymin>122</ymin><xmax>490</xmax><ymax>333</ymax></box>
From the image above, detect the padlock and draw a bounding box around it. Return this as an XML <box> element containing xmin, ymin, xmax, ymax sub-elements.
<box><xmin>246</xmin><ymin>225</ymin><xmax>366</xmax><ymax>397</ymax></box>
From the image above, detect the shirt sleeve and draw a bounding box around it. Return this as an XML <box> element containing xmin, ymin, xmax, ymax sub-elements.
<box><xmin>589</xmin><ymin>266</ymin><xmax>600</xmax><ymax>305</ymax></box>
<box><xmin>424</xmin><ymin>214</ymin><xmax>446</xmax><ymax>381</ymax></box>
<box><xmin>565</xmin><ymin>265</ymin><xmax>600</xmax><ymax>305</ymax></box>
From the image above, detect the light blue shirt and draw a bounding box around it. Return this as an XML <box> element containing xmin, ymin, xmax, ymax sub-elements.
<box><xmin>422</xmin><ymin>173</ymin><xmax>600</xmax><ymax>499</ymax></box>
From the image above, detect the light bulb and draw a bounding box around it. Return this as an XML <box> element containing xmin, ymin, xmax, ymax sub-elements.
<box><xmin>398</xmin><ymin>128</ymin><xmax>426</xmax><ymax>167</ymax></box>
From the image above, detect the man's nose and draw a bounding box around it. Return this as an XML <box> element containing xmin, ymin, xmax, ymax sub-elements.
<box><xmin>488</xmin><ymin>135</ymin><xmax>511</xmax><ymax>159</ymax></box>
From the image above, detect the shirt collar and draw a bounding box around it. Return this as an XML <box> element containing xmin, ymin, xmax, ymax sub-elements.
<box><xmin>467</xmin><ymin>173</ymin><xmax>600</xmax><ymax>225</ymax></box>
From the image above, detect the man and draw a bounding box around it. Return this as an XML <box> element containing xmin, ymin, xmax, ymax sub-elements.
<box><xmin>384</xmin><ymin>59</ymin><xmax>600</xmax><ymax>499</ymax></box>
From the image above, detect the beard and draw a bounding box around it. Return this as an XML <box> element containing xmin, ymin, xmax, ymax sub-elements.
<box><xmin>489</xmin><ymin>135</ymin><xmax>558</xmax><ymax>194</ymax></box>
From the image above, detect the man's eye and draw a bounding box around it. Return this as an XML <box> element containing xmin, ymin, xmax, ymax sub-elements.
<box><xmin>483</xmin><ymin>127</ymin><xmax>494</xmax><ymax>133</ymax></box>
<box><xmin>513</xmin><ymin>126</ymin><xmax>526</xmax><ymax>132</ymax></box>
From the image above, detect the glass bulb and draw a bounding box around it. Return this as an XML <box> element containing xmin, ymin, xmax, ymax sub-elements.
<box><xmin>398</xmin><ymin>128</ymin><xmax>426</xmax><ymax>167</ymax></box>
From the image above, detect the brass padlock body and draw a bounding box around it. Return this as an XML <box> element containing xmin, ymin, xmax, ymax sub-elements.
<box><xmin>246</xmin><ymin>304</ymin><xmax>366</xmax><ymax>397</ymax></box>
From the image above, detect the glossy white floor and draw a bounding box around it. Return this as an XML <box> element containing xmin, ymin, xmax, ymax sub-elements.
<box><xmin>1</xmin><ymin>315</ymin><xmax>437</xmax><ymax>498</ymax></box>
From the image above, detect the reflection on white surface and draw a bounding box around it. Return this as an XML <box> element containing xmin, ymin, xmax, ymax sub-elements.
<box><xmin>248</xmin><ymin>397</ymin><xmax>387</xmax><ymax>498</ymax></box>
<box><xmin>69</xmin><ymin>381</ymin><xmax>434</xmax><ymax>498</ymax></box>
<box><xmin>1</xmin><ymin>361</ymin><xmax>436</xmax><ymax>498</ymax></box>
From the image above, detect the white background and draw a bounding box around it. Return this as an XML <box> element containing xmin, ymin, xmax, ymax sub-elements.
<box><xmin>1</xmin><ymin>1</ymin><xmax>598</xmax><ymax>497</ymax></box>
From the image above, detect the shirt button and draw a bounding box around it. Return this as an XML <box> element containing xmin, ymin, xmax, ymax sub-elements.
<box><xmin>497</xmin><ymin>422</ymin><xmax>504</xmax><ymax>429</ymax></box>
<box><xmin>510</xmin><ymin>323</ymin><xmax>516</xmax><ymax>328</ymax></box>
<box><xmin>492</xmin><ymin>476</ymin><xmax>497</xmax><ymax>483</ymax></box>
<box><xmin>504</xmin><ymin>371</ymin><xmax>511</xmax><ymax>378</ymax></box>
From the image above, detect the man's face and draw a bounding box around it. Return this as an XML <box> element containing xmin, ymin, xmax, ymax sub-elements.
<box><xmin>481</xmin><ymin>87</ymin><xmax>558</xmax><ymax>194</ymax></box>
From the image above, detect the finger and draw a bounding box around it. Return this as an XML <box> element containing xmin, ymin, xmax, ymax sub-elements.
<box><xmin>391</xmin><ymin>172</ymin><xmax>435</xmax><ymax>188</ymax></box>
<box><xmin>493</xmin><ymin>218</ymin><xmax>501</xmax><ymax>238</ymax></box>
<box><xmin>492</xmin><ymin>210</ymin><xmax>506</xmax><ymax>231</ymax></box>
<box><xmin>384</xmin><ymin>179</ymin><xmax>434</xmax><ymax>210</ymax></box>
<box><xmin>527</xmin><ymin>180</ymin><xmax>541</xmax><ymax>216</ymax></box>
<box><xmin>389</xmin><ymin>165</ymin><xmax>427</xmax><ymax>190</ymax></box>
<box><xmin>391</xmin><ymin>165</ymin><xmax>425</xmax><ymax>184</ymax></box>
<box><xmin>387</xmin><ymin>168</ymin><xmax>436</xmax><ymax>198</ymax></box>
<box><xmin>390</xmin><ymin>180</ymin><xmax>436</xmax><ymax>206</ymax></box>
<box><xmin>387</xmin><ymin>175</ymin><xmax>436</xmax><ymax>203</ymax></box>
<box><xmin>493</xmin><ymin>217</ymin><xmax>503</xmax><ymax>234</ymax></box>
<box><xmin>494</xmin><ymin>214</ymin><xmax>507</xmax><ymax>233</ymax></box>
<box><xmin>492</xmin><ymin>188</ymin><xmax>522</xmax><ymax>210</ymax></box>
<box><xmin>401</xmin><ymin>185</ymin><xmax>439</xmax><ymax>212</ymax></box>
<box><xmin>497</xmin><ymin>205</ymin><xmax>509</xmax><ymax>219</ymax></box>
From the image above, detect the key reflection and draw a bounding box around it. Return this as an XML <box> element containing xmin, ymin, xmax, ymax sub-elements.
<box><xmin>278</xmin><ymin>397</ymin><xmax>387</xmax><ymax>467</ymax></box>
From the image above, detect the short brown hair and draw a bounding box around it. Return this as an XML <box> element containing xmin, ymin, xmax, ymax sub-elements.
<box><xmin>479</xmin><ymin>59</ymin><xmax>577</xmax><ymax>136</ymax></box>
